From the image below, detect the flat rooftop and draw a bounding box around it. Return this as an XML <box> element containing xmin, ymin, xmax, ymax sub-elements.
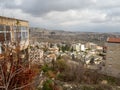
<box><xmin>0</xmin><ymin>16</ymin><xmax>28</xmax><ymax>22</ymax></box>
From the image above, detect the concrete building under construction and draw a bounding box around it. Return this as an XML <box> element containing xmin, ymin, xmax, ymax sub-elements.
<box><xmin>0</xmin><ymin>16</ymin><xmax>29</xmax><ymax>54</ymax></box>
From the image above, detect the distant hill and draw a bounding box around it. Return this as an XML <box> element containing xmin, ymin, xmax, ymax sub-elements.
<box><xmin>30</xmin><ymin>27</ymin><xmax>120</xmax><ymax>46</ymax></box>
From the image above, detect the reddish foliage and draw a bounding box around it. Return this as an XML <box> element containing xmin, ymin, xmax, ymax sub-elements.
<box><xmin>0</xmin><ymin>52</ymin><xmax>37</xmax><ymax>90</ymax></box>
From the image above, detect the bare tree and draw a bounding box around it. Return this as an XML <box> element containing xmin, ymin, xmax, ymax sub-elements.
<box><xmin>0</xmin><ymin>24</ymin><xmax>42</xmax><ymax>90</ymax></box>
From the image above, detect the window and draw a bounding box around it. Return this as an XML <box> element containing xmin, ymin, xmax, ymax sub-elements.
<box><xmin>13</xmin><ymin>26</ymin><xmax>28</xmax><ymax>41</ymax></box>
<box><xmin>13</xmin><ymin>26</ymin><xmax>17</xmax><ymax>31</ymax></box>
<box><xmin>13</xmin><ymin>26</ymin><xmax>21</xmax><ymax>31</ymax></box>
<box><xmin>21</xmin><ymin>32</ymin><xmax>28</xmax><ymax>40</ymax></box>
<box><xmin>21</xmin><ymin>26</ymin><xmax>27</xmax><ymax>30</ymax></box>
<box><xmin>0</xmin><ymin>25</ymin><xmax>4</xmax><ymax>31</ymax></box>
<box><xmin>25</xmin><ymin>32</ymin><xmax>28</xmax><ymax>39</ymax></box>
<box><xmin>14</xmin><ymin>32</ymin><xmax>21</xmax><ymax>40</ymax></box>
<box><xmin>0</xmin><ymin>33</ymin><xmax>11</xmax><ymax>41</ymax></box>
<box><xmin>0</xmin><ymin>33</ymin><xmax>5</xmax><ymax>42</ymax></box>
<box><xmin>0</xmin><ymin>25</ymin><xmax>5</xmax><ymax>42</ymax></box>
<box><xmin>6</xmin><ymin>26</ymin><xmax>10</xmax><ymax>31</ymax></box>
<box><xmin>13</xmin><ymin>26</ymin><xmax>20</xmax><ymax>32</ymax></box>
<box><xmin>0</xmin><ymin>25</ymin><xmax>11</xmax><ymax>42</ymax></box>
<box><xmin>6</xmin><ymin>33</ymin><xmax>11</xmax><ymax>41</ymax></box>
<box><xmin>21</xmin><ymin>32</ymin><xmax>26</xmax><ymax>40</ymax></box>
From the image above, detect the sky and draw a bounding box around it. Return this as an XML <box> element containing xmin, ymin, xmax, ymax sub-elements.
<box><xmin>0</xmin><ymin>0</ymin><xmax>120</xmax><ymax>32</ymax></box>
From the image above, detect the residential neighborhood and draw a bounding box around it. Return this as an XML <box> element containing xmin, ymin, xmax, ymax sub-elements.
<box><xmin>0</xmin><ymin>0</ymin><xmax>120</xmax><ymax>90</ymax></box>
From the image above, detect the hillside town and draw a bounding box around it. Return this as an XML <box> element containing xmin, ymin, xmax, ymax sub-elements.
<box><xmin>0</xmin><ymin>15</ymin><xmax>120</xmax><ymax>90</ymax></box>
<box><xmin>29</xmin><ymin>28</ymin><xmax>120</xmax><ymax>89</ymax></box>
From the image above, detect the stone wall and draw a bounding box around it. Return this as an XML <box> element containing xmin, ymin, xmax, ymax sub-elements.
<box><xmin>105</xmin><ymin>43</ymin><xmax>120</xmax><ymax>77</ymax></box>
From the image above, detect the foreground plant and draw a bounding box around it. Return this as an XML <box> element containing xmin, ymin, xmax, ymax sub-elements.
<box><xmin>0</xmin><ymin>43</ymin><xmax>42</xmax><ymax>90</ymax></box>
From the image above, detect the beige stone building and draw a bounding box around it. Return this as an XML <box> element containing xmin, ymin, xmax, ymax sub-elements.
<box><xmin>0</xmin><ymin>16</ymin><xmax>29</xmax><ymax>54</ymax></box>
<box><xmin>105</xmin><ymin>37</ymin><xmax>120</xmax><ymax>77</ymax></box>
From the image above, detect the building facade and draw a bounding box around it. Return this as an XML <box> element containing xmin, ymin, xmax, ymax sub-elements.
<box><xmin>0</xmin><ymin>16</ymin><xmax>29</xmax><ymax>54</ymax></box>
<box><xmin>105</xmin><ymin>37</ymin><xmax>120</xmax><ymax>77</ymax></box>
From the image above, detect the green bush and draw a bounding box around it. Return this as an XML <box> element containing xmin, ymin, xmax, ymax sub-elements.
<box><xmin>42</xmin><ymin>79</ymin><xmax>53</xmax><ymax>90</ymax></box>
<box><xmin>106</xmin><ymin>76</ymin><xmax>116</xmax><ymax>85</ymax></box>
<box><xmin>95</xmin><ymin>85</ymin><xmax>112</xmax><ymax>90</ymax></box>
<box><xmin>81</xmin><ymin>86</ymin><xmax>94</xmax><ymax>90</ymax></box>
<box><xmin>42</xmin><ymin>65</ymin><xmax>51</xmax><ymax>73</ymax></box>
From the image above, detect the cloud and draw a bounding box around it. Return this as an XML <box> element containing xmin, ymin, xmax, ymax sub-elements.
<box><xmin>1</xmin><ymin>0</ymin><xmax>98</xmax><ymax>16</ymax></box>
<box><xmin>1</xmin><ymin>0</ymin><xmax>120</xmax><ymax>16</ymax></box>
<box><xmin>0</xmin><ymin>0</ymin><xmax>120</xmax><ymax>32</ymax></box>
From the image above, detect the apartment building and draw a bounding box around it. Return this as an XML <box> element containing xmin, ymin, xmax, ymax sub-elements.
<box><xmin>0</xmin><ymin>16</ymin><xmax>29</xmax><ymax>54</ymax></box>
<box><xmin>105</xmin><ymin>37</ymin><xmax>120</xmax><ymax>77</ymax></box>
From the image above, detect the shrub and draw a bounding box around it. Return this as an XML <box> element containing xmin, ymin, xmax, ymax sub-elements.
<box><xmin>56</xmin><ymin>59</ymin><xmax>67</xmax><ymax>72</ymax></box>
<box><xmin>42</xmin><ymin>79</ymin><xmax>53</xmax><ymax>90</ymax></box>
<box><xmin>42</xmin><ymin>64</ymin><xmax>51</xmax><ymax>73</ymax></box>
<box><xmin>95</xmin><ymin>85</ymin><xmax>112</xmax><ymax>90</ymax></box>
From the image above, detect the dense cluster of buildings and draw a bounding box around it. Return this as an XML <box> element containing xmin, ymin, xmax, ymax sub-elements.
<box><xmin>30</xmin><ymin>38</ymin><xmax>120</xmax><ymax>78</ymax></box>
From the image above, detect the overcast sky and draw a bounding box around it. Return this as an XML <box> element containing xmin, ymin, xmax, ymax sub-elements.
<box><xmin>0</xmin><ymin>0</ymin><xmax>120</xmax><ymax>32</ymax></box>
